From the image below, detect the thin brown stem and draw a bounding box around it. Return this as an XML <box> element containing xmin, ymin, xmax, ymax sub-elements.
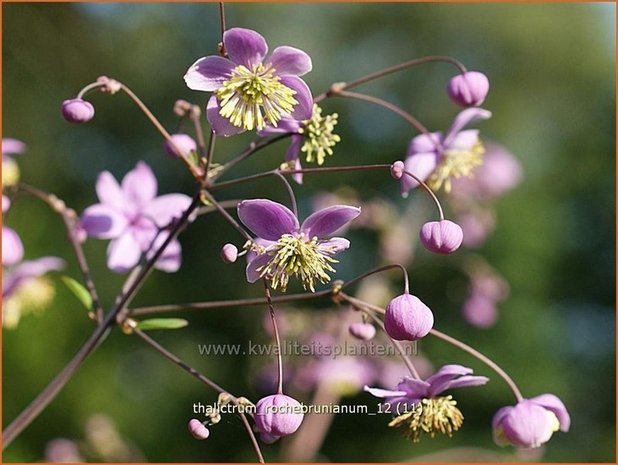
<box><xmin>314</xmin><ymin>55</ymin><xmax>467</xmax><ymax>103</ymax></box>
<box><xmin>403</xmin><ymin>170</ymin><xmax>445</xmax><ymax>220</ymax></box>
<box><xmin>218</xmin><ymin>2</ymin><xmax>226</xmax><ymax>46</ymax></box>
<box><xmin>274</xmin><ymin>171</ymin><xmax>298</xmax><ymax>217</ymax></box>
<box><xmin>203</xmin><ymin>129</ymin><xmax>216</xmax><ymax>180</ymax></box>
<box><xmin>132</xmin><ymin>328</ymin><xmax>265</xmax><ymax>463</ymax></box>
<box><xmin>200</xmin><ymin>189</ymin><xmax>253</xmax><ymax>242</ymax></box>
<box><xmin>342</xmin><ymin>263</ymin><xmax>410</xmax><ymax>295</ymax></box>
<box><xmin>263</xmin><ymin>281</ymin><xmax>284</xmax><ymax>394</ymax></box>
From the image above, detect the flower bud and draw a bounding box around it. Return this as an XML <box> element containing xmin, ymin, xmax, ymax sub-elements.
<box><xmin>420</xmin><ymin>219</ymin><xmax>464</xmax><ymax>254</ymax></box>
<box><xmin>447</xmin><ymin>71</ymin><xmax>490</xmax><ymax>107</ymax></box>
<box><xmin>61</xmin><ymin>98</ymin><xmax>95</xmax><ymax>124</ymax></box>
<box><xmin>493</xmin><ymin>395</ymin><xmax>570</xmax><ymax>448</ymax></box>
<box><xmin>384</xmin><ymin>293</ymin><xmax>433</xmax><ymax>341</ymax></box>
<box><xmin>254</xmin><ymin>394</ymin><xmax>304</xmax><ymax>438</ymax></box>
<box><xmin>390</xmin><ymin>160</ymin><xmax>405</xmax><ymax>180</ymax></box>
<box><xmin>188</xmin><ymin>419</ymin><xmax>210</xmax><ymax>440</ymax></box>
<box><xmin>164</xmin><ymin>134</ymin><xmax>197</xmax><ymax>159</ymax></box>
<box><xmin>220</xmin><ymin>243</ymin><xmax>238</xmax><ymax>263</ymax></box>
<box><xmin>348</xmin><ymin>322</ymin><xmax>376</xmax><ymax>340</ymax></box>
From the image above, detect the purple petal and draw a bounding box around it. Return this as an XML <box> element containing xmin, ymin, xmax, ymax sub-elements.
<box><xmin>363</xmin><ymin>385</ymin><xmax>408</xmax><ymax>399</ymax></box>
<box><xmin>81</xmin><ymin>204</ymin><xmax>128</xmax><ymax>239</ymax></box>
<box><xmin>121</xmin><ymin>161</ymin><xmax>157</xmax><ymax>208</ymax></box>
<box><xmin>237</xmin><ymin>199</ymin><xmax>299</xmax><ymax>241</ymax></box>
<box><xmin>492</xmin><ymin>405</ymin><xmax>514</xmax><ymax>446</ymax></box>
<box><xmin>96</xmin><ymin>171</ymin><xmax>125</xmax><ymax>210</ymax></box>
<box><xmin>424</xmin><ymin>364</ymin><xmax>473</xmax><ymax>395</ymax></box>
<box><xmin>246</xmin><ymin>253</ymin><xmax>272</xmax><ymax>283</ymax></box>
<box><xmin>434</xmin><ymin>374</ymin><xmax>490</xmax><ymax>394</ymax></box>
<box><xmin>143</xmin><ymin>194</ymin><xmax>193</xmax><ymax>228</ymax></box>
<box><xmin>148</xmin><ymin>234</ymin><xmax>182</xmax><ymax>273</ymax></box>
<box><xmin>444</xmin><ymin>108</ymin><xmax>491</xmax><ymax>146</ymax></box>
<box><xmin>2</xmin><ymin>195</ymin><xmax>10</xmax><ymax>212</ymax></box>
<box><xmin>318</xmin><ymin>237</ymin><xmax>350</xmax><ymax>255</ymax></box>
<box><xmin>401</xmin><ymin>151</ymin><xmax>438</xmax><ymax>195</ymax></box>
<box><xmin>223</xmin><ymin>28</ymin><xmax>268</xmax><ymax>68</ymax></box>
<box><xmin>206</xmin><ymin>96</ymin><xmax>245</xmax><ymax>137</ymax></box>
<box><xmin>4</xmin><ymin>257</ymin><xmax>64</xmax><ymax>297</ymax></box>
<box><xmin>2</xmin><ymin>227</ymin><xmax>24</xmax><ymax>266</ymax></box>
<box><xmin>496</xmin><ymin>401</ymin><xmax>555</xmax><ymax>448</ymax></box>
<box><xmin>258</xmin><ymin>118</ymin><xmax>302</xmax><ymax>136</ymax></box>
<box><xmin>301</xmin><ymin>205</ymin><xmax>361</xmax><ymax>238</ymax></box>
<box><xmin>184</xmin><ymin>56</ymin><xmax>235</xmax><ymax>92</ymax></box>
<box><xmin>396</xmin><ymin>377</ymin><xmax>431</xmax><ymax>398</ymax></box>
<box><xmin>409</xmin><ymin>132</ymin><xmax>442</xmax><ymax>153</ymax></box>
<box><xmin>246</xmin><ymin>238</ymin><xmax>276</xmax><ymax>263</ymax></box>
<box><xmin>267</xmin><ymin>46</ymin><xmax>312</xmax><ymax>76</ymax></box>
<box><xmin>2</xmin><ymin>138</ymin><xmax>26</xmax><ymax>156</ymax></box>
<box><xmin>286</xmin><ymin>135</ymin><xmax>304</xmax><ymax>184</ymax></box>
<box><xmin>280</xmin><ymin>76</ymin><xmax>313</xmax><ymax>121</ymax></box>
<box><xmin>107</xmin><ymin>233</ymin><xmax>142</xmax><ymax>273</ymax></box>
<box><xmin>529</xmin><ymin>394</ymin><xmax>570</xmax><ymax>432</ymax></box>
<box><xmin>446</xmin><ymin>129</ymin><xmax>480</xmax><ymax>151</ymax></box>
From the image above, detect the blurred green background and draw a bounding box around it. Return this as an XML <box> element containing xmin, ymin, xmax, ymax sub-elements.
<box><xmin>3</xmin><ymin>2</ymin><xmax>615</xmax><ymax>462</ymax></box>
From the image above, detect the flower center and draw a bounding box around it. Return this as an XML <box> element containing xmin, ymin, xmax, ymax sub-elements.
<box><xmin>388</xmin><ymin>396</ymin><xmax>464</xmax><ymax>442</ymax></box>
<box><xmin>256</xmin><ymin>233</ymin><xmax>338</xmax><ymax>292</ymax></box>
<box><xmin>428</xmin><ymin>141</ymin><xmax>485</xmax><ymax>193</ymax></box>
<box><xmin>215</xmin><ymin>63</ymin><xmax>298</xmax><ymax>131</ymax></box>
<box><xmin>4</xmin><ymin>277</ymin><xmax>55</xmax><ymax>329</ymax></box>
<box><xmin>299</xmin><ymin>104</ymin><xmax>341</xmax><ymax>165</ymax></box>
<box><xmin>2</xmin><ymin>158</ymin><xmax>20</xmax><ymax>187</ymax></box>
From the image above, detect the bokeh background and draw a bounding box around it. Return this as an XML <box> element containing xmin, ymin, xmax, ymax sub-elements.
<box><xmin>2</xmin><ymin>2</ymin><xmax>615</xmax><ymax>462</ymax></box>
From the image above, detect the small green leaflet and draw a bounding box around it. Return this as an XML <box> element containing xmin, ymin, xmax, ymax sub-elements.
<box><xmin>61</xmin><ymin>276</ymin><xmax>92</xmax><ymax>310</ymax></box>
<box><xmin>136</xmin><ymin>318</ymin><xmax>189</xmax><ymax>331</ymax></box>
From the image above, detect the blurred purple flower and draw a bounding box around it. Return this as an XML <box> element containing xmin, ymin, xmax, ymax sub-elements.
<box><xmin>401</xmin><ymin>108</ymin><xmax>491</xmax><ymax>195</ymax></box>
<box><xmin>2</xmin><ymin>138</ymin><xmax>26</xmax><ymax>187</ymax></box>
<box><xmin>462</xmin><ymin>272</ymin><xmax>509</xmax><ymax>329</ymax></box>
<box><xmin>238</xmin><ymin>199</ymin><xmax>360</xmax><ymax>291</ymax></box>
<box><xmin>184</xmin><ymin>28</ymin><xmax>312</xmax><ymax>135</ymax></box>
<box><xmin>2</xmin><ymin>195</ymin><xmax>23</xmax><ymax>266</ymax></box>
<box><xmin>80</xmin><ymin>161</ymin><xmax>192</xmax><ymax>273</ymax></box>
<box><xmin>2</xmin><ymin>138</ymin><xmax>26</xmax><ymax>157</ymax></box>
<box><xmin>493</xmin><ymin>394</ymin><xmax>570</xmax><ymax>448</ymax></box>
<box><xmin>456</xmin><ymin>210</ymin><xmax>495</xmax><ymax>248</ymax></box>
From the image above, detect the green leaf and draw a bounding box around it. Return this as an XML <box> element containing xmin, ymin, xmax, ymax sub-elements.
<box><xmin>136</xmin><ymin>318</ymin><xmax>189</xmax><ymax>331</ymax></box>
<box><xmin>61</xmin><ymin>276</ymin><xmax>93</xmax><ymax>310</ymax></box>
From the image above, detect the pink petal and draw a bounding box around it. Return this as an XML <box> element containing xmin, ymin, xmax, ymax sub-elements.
<box><xmin>148</xmin><ymin>235</ymin><xmax>182</xmax><ymax>273</ymax></box>
<box><xmin>2</xmin><ymin>138</ymin><xmax>26</xmax><ymax>156</ymax></box>
<box><xmin>237</xmin><ymin>199</ymin><xmax>299</xmax><ymax>241</ymax></box>
<box><xmin>267</xmin><ymin>46</ymin><xmax>312</xmax><ymax>76</ymax></box>
<box><xmin>143</xmin><ymin>194</ymin><xmax>193</xmax><ymax>228</ymax></box>
<box><xmin>529</xmin><ymin>394</ymin><xmax>570</xmax><ymax>432</ymax></box>
<box><xmin>443</xmin><ymin>108</ymin><xmax>491</xmax><ymax>146</ymax></box>
<box><xmin>318</xmin><ymin>237</ymin><xmax>350</xmax><ymax>255</ymax></box>
<box><xmin>81</xmin><ymin>204</ymin><xmax>128</xmax><ymax>239</ymax></box>
<box><xmin>184</xmin><ymin>55</ymin><xmax>235</xmax><ymax>92</ymax></box>
<box><xmin>2</xmin><ymin>226</ymin><xmax>24</xmax><ymax>266</ymax></box>
<box><xmin>246</xmin><ymin>253</ymin><xmax>271</xmax><ymax>283</ymax></box>
<box><xmin>285</xmin><ymin>135</ymin><xmax>304</xmax><ymax>184</ymax></box>
<box><xmin>301</xmin><ymin>205</ymin><xmax>361</xmax><ymax>238</ymax></box>
<box><xmin>223</xmin><ymin>28</ymin><xmax>268</xmax><ymax>68</ymax></box>
<box><xmin>107</xmin><ymin>233</ymin><xmax>142</xmax><ymax>273</ymax></box>
<box><xmin>401</xmin><ymin>151</ymin><xmax>438</xmax><ymax>195</ymax></box>
<box><xmin>121</xmin><ymin>161</ymin><xmax>157</xmax><ymax>208</ymax></box>
<box><xmin>96</xmin><ymin>171</ymin><xmax>125</xmax><ymax>210</ymax></box>
<box><xmin>206</xmin><ymin>96</ymin><xmax>245</xmax><ymax>137</ymax></box>
<box><xmin>280</xmin><ymin>76</ymin><xmax>313</xmax><ymax>121</ymax></box>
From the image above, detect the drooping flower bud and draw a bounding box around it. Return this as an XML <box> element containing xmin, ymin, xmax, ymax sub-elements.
<box><xmin>187</xmin><ymin>419</ymin><xmax>210</xmax><ymax>440</ymax></box>
<box><xmin>164</xmin><ymin>134</ymin><xmax>197</xmax><ymax>159</ymax></box>
<box><xmin>447</xmin><ymin>71</ymin><xmax>490</xmax><ymax>107</ymax></box>
<box><xmin>390</xmin><ymin>160</ymin><xmax>405</xmax><ymax>180</ymax></box>
<box><xmin>254</xmin><ymin>394</ymin><xmax>304</xmax><ymax>438</ymax></box>
<box><xmin>420</xmin><ymin>220</ymin><xmax>464</xmax><ymax>254</ymax></box>
<box><xmin>493</xmin><ymin>395</ymin><xmax>570</xmax><ymax>448</ymax></box>
<box><xmin>220</xmin><ymin>243</ymin><xmax>238</xmax><ymax>263</ymax></box>
<box><xmin>384</xmin><ymin>293</ymin><xmax>433</xmax><ymax>341</ymax></box>
<box><xmin>61</xmin><ymin>98</ymin><xmax>95</xmax><ymax>124</ymax></box>
<box><xmin>348</xmin><ymin>322</ymin><xmax>376</xmax><ymax>340</ymax></box>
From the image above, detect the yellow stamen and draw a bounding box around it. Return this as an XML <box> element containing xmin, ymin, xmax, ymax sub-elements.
<box><xmin>429</xmin><ymin>141</ymin><xmax>485</xmax><ymax>193</ymax></box>
<box><xmin>299</xmin><ymin>104</ymin><xmax>341</xmax><ymax>165</ymax></box>
<box><xmin>256</xmin><ymin>234</ymin><xmax>339</xmax><ymax>292</ymax></box>
<box><xmin>3</xmin><ymin>277</ymin><xmax>56</xmax><ymax>329</ymax></box>
<box><xmin>2</xmin><ymin>158</ymin><xmax>20</xmax><ymax>187</ymax></box>
<box><xmin>388</xmin><ymin>396</ymin><xmax>464</xmax><ymax>442</ymax></box>
<box><xmin>215</xmin><ymin>63</ymin><xmax>297</xmax><ymax>131</ymax></box>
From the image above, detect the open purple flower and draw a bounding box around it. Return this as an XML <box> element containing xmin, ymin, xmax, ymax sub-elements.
<box><xmin>184</xmin><ymin>27</ymin><xmax>313</xmax><ymax>136</ymax></box>
<box><xmin>237</xmin><ymin>199</ymin><xmax>360</xmax><ymax>291</ymax></box>
<box><xmin>401</xmin><ymin>108</ymin><xmax>491</xmax><ymax>195</ymax></box>
<box><xmin>493</xmin><ymin>394</ymin><xmax>570</xmax><ymax>448</ymax></box>
<box><xmin>258</xmin><ymin>104</ymin><xmax>341</xmax><ymax>184</ymax></box>
<box><xmin>80</xmin><ymin>161</ymin><xmax>192</xmax><ymax>273</ymax></box>
<box><xmin>365</xmin><ymin>364</ymin><xmax>488</xmax><ymax>442</ymax></box>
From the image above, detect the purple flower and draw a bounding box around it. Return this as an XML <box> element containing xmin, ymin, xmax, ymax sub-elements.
<box><xmin>349</xmin><ymin>321</ymin><xmax>376</xmax><ymax>340</ymax></box>
<box><xmin>493</xmin><ymin>394</ymin><xmax>570</xmax><ymax>448</ymax></box>
<box><xmin>462</xmin><ymin>273</ymin><xmax>509</xmax><ymax>328</ymax></box>
<box><xmin>80</xmin><ymin>161</ymin><xmax>192</xmax><ymax>273</ymax></box>
<box><xmin>61</xmin><ymin>98</ymin><xmax>95</xmax><ymax>124</ymax></box>
<box><xmin>237</xmin><ymin>199</ymin><xmax>360</xmax><ymax>291</ymax></box>
<box><xmin>184</xmin><ymin>27</ymin><xmax>313</xmax><ymax>136</ymax></box>
<box><xmin>164</xmin><ymin>134</ymin><xmax>197</xmax><ymax>159</ymax></box>
<box><xmin>447</xmin><ymin>71</ymin><xmax>490</xmax><ymax>107</ymax></box>
<box><xmin>3</xmin><ymin>256</ymin><xmax>65</xmax><ymax>328</ymax></box>
<box><xmin>254</xmin><ymin>394</ymin><xmax>304</xmax><ymax>441</ymax></box>
<box><xmin>258</xmin><ymin>104</ymin><xmax>341</xmax><ymax>184</ymax></box>
<box><xmin>401</xmin><ymin>108</ymin><xmax>491</xmax><ymax>195</ymax></box>
<box><xmin>365</xmin><ymin>364</ymin><xmax>488</xmax><ymax>442</ymax></box>
<box><xmin>187</xmin><ymin>419</ymin><xmax>210</xmax><ymax>440</ymax></box>
<box><xmin>419</xmin><ymin>219</ymin><xmax>464</xmax><ymax>254</ymax></box>
<box><xmin>2</xmin><ymin>195</ymin><xmax>23</xmax><ymax>266</ymax></box>
<box><xmin>384</xmin><ymin>293</ymin><xmax>434</xmax><ymax>341</ymax></box>
<box><xmin>2</xmin><ymin>138</ymin><xmax>26</xmax><ymax>157</ymax></box>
